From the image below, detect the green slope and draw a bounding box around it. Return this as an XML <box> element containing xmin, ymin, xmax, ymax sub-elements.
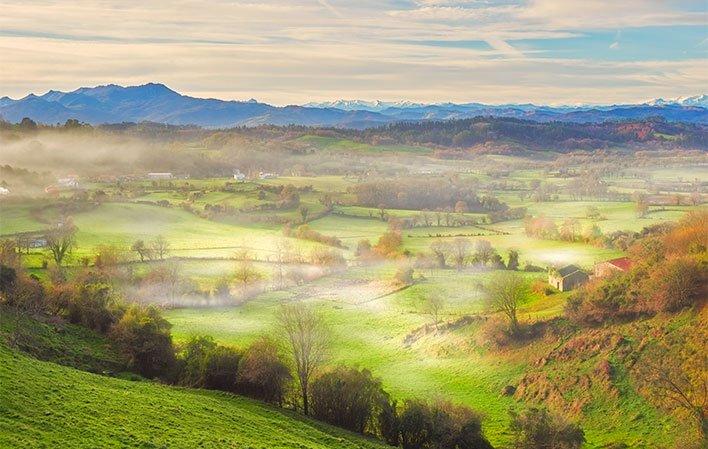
<box><xmin>0</xmin><ymin>345</ymin><xmax>388</xmax><ymax>448</ymax></box>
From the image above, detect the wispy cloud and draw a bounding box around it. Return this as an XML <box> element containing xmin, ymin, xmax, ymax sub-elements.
<box><xmin>0</xmin><ymin>0</ymin><xmax>705</xmax><ymax>104</ymax></box>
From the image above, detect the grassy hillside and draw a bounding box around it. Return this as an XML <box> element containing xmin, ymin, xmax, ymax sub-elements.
<box><xmin>0</xmin><ymin>341</ymin><xmax>389</xmax><ymax>449</ymax></box>
<box><xmin>0</xmin><ymin>306</ymin><xmax>125</xmax><ymax>373</ymax></box>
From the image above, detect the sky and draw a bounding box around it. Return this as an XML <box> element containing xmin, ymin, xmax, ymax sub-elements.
<box><xmin>0</xmin><ymin>0</ymin><xmax>706</xmax><ymax>105</ymax></box>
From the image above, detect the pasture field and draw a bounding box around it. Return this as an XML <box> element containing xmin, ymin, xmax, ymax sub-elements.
<box><xmin>0</xmin><ymin>344</ymin><xmax>388</xmax><ymax>449</ymax></box>
<box><xmin>164</xmin><ymin>264</ymin><xmax>684</xmax><ymax>448</ymax></box>
<box><xmin>1</xmin><ymin>164</ymin><xmax>702</xmax><ymax>449</ymax></box>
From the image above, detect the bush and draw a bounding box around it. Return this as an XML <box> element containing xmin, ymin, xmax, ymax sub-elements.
<box><xmin>310</xmin><ymin>366</ymin><xmax>389</xmax><ymax>434</ymax></box>
<box><xmin>1</xmin><ymin>271</ymin><xmax>44</xmax><ymax>313</ymax></box>
<box><xmin>203</xmin><ymin>345</ymin><xmax>241</xmax><ymax>392</ymax></box>
<box><xmin>178</xmin><ymin>336</ymin><xmax>217</xmax><ymax>387</ymax></box>
<box><xmin>565</xmin><ymin>273</ymin><xmax>634</xmax><ymax>325</ymax></box>
<box><xmin>394</xmin><ymin>266</ymin><xmax>414</xmax><ymax>284</ymax></box>
<box><xmin>510</xmin><ymin>407</ymin><xmax>585</xmax><ymax>449</ymax></box>
<box><xmin>67</xmin><ymin>278</ymin><xmax>121</xmax><ymax>333</ymax></box>
<box><xmin>478</xmin><ymin>316</ymin><xmax>515</xmax><ymax>349</ymax></box>
<box><xmin>642</xmin><ymin>256</ymin><xmax>704</xmax><ymax>312</ymax></box>
<box><xmin>237</xmin><ymin>337</ymin><xmax>291</xmax><ymax>406</ymax></box>
<box><xmin>109</xmin><ymin>304</ymin><xmax>176</xmax><ymax>379</ymax></box>
<box><xmin>398</xmin><ymin>399</ymin><xmax>492</xmax><ymax>449</ymax></box>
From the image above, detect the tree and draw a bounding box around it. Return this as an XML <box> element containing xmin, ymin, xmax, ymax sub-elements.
<box><xmin>559</xmin><ymin>218</ymin><xmax>580</xmax><ymax>242</ymax></box>
<box><xmin>454</xmin><ymin>200</ymin><xmax>468</xmax><ymax>214</ymax></box>
<box><xmin>510</xmin><ymin>407</ymin><xmax>585</xmax><ymax>449</ymax></box>
<box><xmin>109</xmin><ymin>304</ymin><xmax>176</xmax><ymax>379</ymax></box>
<box><xmin>507</xmin><ymin>249</ymin><xmax>520</xmax><ymax>271</ymax></box>
<box><xmin>422</xmin><ymin>294</ymin><xmax>445</xmax><ymax>330</ymax></box>
<box><xmin>398</xmin><ymin>399</ymin><xmax>492</xmax><ymax>449</ymax></box>
<box><xmin>233</xmin><ymin>256</ymin><xmax>264</xmax><ymax>288</ymax></box>
<box><xmin>277</xmin><ymin>302</ymin><xmax>328</xmax><ymax>415</ymax></box>
<box><xmin>473</xmin><ymin>239</ymin><xmax>495</xmax><ymax>266</ymax></box>
<box><xmin>19</xmin><ymin>117</ymin><xmax>37</xmax><ymax>130</ymax></box>
<box><xmin>299</xmin><ymin>205</ymin><xmax>310</xmax><ymax>223</ymax></box>
<box><xmin>238</xmin><ymin>337</ymin><xmax>291</xmax><ymax>406</ymax></box>
<box><xmin>203</xmin><ymin>346</ymin><xmax>241</xmax><ymax>392</ymax></box>
<box><xmin>430</xmin><ymin>240</ymin><xmax>449</xmax><ymax>268</ymax></box>
<box><xmin>311</xmin><ymin>366</ymin><xmax>388</xmax><ymax>434</ymax></box>
<box><xmin>585</xmin><ymin>205</ymin><xmax>601</xmax><ymax>220</ymax></box>
<box><xmin>638</xmin><ymin>337</ymin><xmax>707</xmax><ymax>440</ymax></box>
<box><xmin>178</xmin><ymin>335</ymin><xmax>217</xmax><ymax>387</ymax></box>
<box><xmin>131</xmin><ymin>239</ymin><xmax>150</xmax><ymax>262</ymax></box>
<box><xmin>373</xmin><ymin>231</ymin><xmax>402</xmax><ymax>258</ymax></box>
<box><xmin>46</xmin><ymin>224</ymin><xmax>77</xmax><ymax>266</ymax></box>
<box><xmin>378</xmin><ymin>204</ymin><xmax>387</xmax><ymax>221</ymax></box>
<box><xmin>483</xmin><ymin>272</ymin><xmax>529</xmax><ymax>335</ymax></box>
<box><xmin>451</xmin><ymin>237</ymin><xmax>472</xmax><ymax>271</ymax></box>
<box><xmin>151</xmin><ymin>235</ymin><xmax>170</xmax><ymax>260</ymax></box>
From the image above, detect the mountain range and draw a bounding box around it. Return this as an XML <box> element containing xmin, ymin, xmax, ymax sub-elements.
<box><xmin>1</xmin><ymin>83</ymin><xmax>706</xmax><ymax>129</ymax></box>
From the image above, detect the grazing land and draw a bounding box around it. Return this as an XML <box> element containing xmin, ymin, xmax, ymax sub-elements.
<box><xmin>1</xmin><ymin>121</ymin><xmax>706</xmax><ymax>448</ymax></box>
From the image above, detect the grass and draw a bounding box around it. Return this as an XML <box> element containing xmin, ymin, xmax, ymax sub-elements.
<box><xmin>166</xmin><ymin>266</ymin><xmax>550</xmax><ymax>446</ymax></box>
<box><xmin>0</xmin><ymin>343</ymin><xmax>389</xmax><ymax>449</ymax></box>
<box><xmin>165</xmin><ymin>266</ymin><xmax>694</xmax><ymax>448</ymax></box>
<box><xmin>0</xmin><ymin>306</ymin><xmax>125</xmax><ymax>373</ymax></box>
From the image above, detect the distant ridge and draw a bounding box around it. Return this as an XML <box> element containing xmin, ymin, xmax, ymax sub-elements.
<box><xmin>1</xmin><ymin>83</ymin><xmax>705</xmax><ymax>128</ymax></box>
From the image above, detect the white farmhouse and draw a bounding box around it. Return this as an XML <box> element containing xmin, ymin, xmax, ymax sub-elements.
<box><xmin>147</xmin><ymin>172</ymin><xmax>173</xmax><ymax>180</ymax></box>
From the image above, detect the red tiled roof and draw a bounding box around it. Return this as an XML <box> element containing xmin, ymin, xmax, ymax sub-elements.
<box><xmin>607</xmin><ymin>257</ymin><xmax>633</xmax><ymax>271</ymax></box>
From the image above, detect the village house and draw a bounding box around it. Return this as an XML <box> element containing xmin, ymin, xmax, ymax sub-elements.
<box><xmin>57</xmin><ymin>175</ymin><xmax>80</xmax><ymax>188</ymax></box>
<box><xmin>259</xmin><ymin>171</ymin><xmax>277</xmax><ymax>179</ymax></box>
<box><xmin>147</xmin><ymin>172</ymin><xmax>173</xmax><ymax>180</ymax></box>
<box><xmin>594</xmin><ymin>257</ymin><xmax>633</xmax><ymax>278</ymax></box>
<box><xmin>233</xmin><ymin>169</ymin><xmax>246</xmax><ymax>181</ymax></box>
<box><xmin>0</xmin><ymin>186</ymin><xmax>9</xmax><ymax>196</ymax></box>
<box><xmin>548</xmin><ymin>264</ymin><xmax>589</xmax><ymax>292</ymax></box>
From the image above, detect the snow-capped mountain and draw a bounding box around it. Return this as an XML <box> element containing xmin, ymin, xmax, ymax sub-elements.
<box><xmin>1</xmin><ymin>84</ymin><xmax>705</xmax><ymax>128</ymax></box>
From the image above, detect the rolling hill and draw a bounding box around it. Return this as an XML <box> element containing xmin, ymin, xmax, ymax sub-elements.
<box><xmin>0</xmin><ymin>308</ymin><xmax>388</xmax><ymax>449</ymax></box>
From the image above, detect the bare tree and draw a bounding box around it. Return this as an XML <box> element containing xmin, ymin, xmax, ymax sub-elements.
<box><xmin>131</xmin><ymin>239</ymin><xmax>150</xmax><ymax>262</ymax></box>
<box><xmin>151</xmin><ymin>235</ymin><xmax>170</xmax><ymax>260</ymax></box>
<box><xmin>233</xmin><ymin>259</ymin><xmax>263</xmax><ymax>286</ymax></box>
<box><xmin>422</xmin><ymin>294</ymin><xmax>446</xmax><ymax>330</ymax></box>
<box><xmin>483</xmin><ymin>271</ymin><xmax>529</xmax><ymax>335</ymax></box>
<box><xmin>277</xmin><ymin>302</ymin><xmax>328</xmax><ymax>415</ymax></box>
<box><xmin>451</xmin><ymin>237</ymin><xmax>472</xmax><ymax>271</ymax></box>
<box><xmin>638</xmin><ymin>340</ymin><xmax>708</xmax><ymax>440</ymax></box>
<box><xmin>46</xmin><ymin>224</ymin><xmax>77</xmax><ymax>266</ymax></box>
<box><xmin>299</xmin><ymin>205</ymin><xmax>309</xmax><ymax>223</ymax></box>
<box><xmin>430</xmin><ymin>240</ymin><xmax>449</xmax><ymax>269</ymax></box>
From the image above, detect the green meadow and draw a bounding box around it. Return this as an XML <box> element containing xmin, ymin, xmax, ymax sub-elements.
<box><xmin>1</xmin><ymin>158</ymin><xmax>703</xmax><ymax>449</ymax></box>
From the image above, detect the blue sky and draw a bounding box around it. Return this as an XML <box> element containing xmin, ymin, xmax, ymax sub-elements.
<box><xmin>0</xmin><ymin>0</ymin><xmax>706</xmax><ymax>104</ymax></box>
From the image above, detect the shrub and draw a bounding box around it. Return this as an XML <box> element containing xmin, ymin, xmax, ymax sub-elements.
<box><xmin>310</xmin><ymin>366</ymin><xmax>389</xmax><ymax>434</ymax></box>
<box><xmin>642</xmin><ymin>256</ymin><xmax>704</xmax><ymax>312</ymax></box>
<box><xmin>109</xmin><ymin>304</ymin><xmax>176</xmax><ymax>379</ymax></box>
<box><xmin>309</xmin><ymin>248</ymin><xmax>346</xmax><ymax>268</ymax></box>
<box><xmin>67</xmin><ymin>279</ymin><xmax>121</xmax><ymax>333</ymax></box>
<box><xmin>510</xmin><ymin>407</ymin><xmax>585</xmax><ymax>449</ymax></box>
<box><xmin>394</xmin><ymin>266</ymin><xmax>414</xmax><ymax>284</ymax></box>
<box><xmin>478</xmin><ymin>316</ymin><xmax>515</xmax><ymax>349</ymax></box>
<box><xmin>1</xmin><ymin>272</ymin><xmax>44</xmax><ymax>313</ymax></box>
<box><xmin>203</xmin><ymin>345</ymin><xmax>241</xmax><ymax>392</ymax></box>
<box><xmin>237</xmin><ymin>337</ymin><xmax>291</xmax><ymax>406</ymax></box>
<box><xmin>0</xmin><ymin>264</ymin><xmax>16</xmax><ymax>293</ymax></box>
<box><xmin>565</xmin><ymin>273</ymin><xmax>634</xmax><ymax>325</ymax></box>
<box><xmin>398</xmin><ymin>399</ymin><xmax>492</xmax><ymax>449</ymax></box>
<box><xmin>287</xmin><ymin>224</ymin><xmax>344</xmax><ymax>248</ymax></box>
<box><xmin>178</xmin><ymin>336</ymin><xmax>217</xmax><ymax>387</ymax></box>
